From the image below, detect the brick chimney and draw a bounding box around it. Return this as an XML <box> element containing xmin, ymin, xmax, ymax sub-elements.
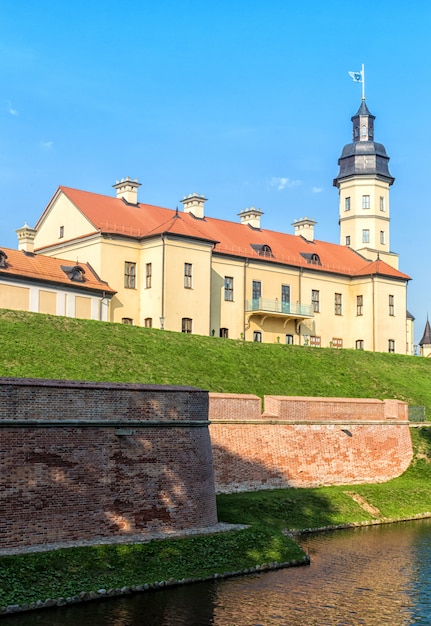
<box><xmin>180</xmin><ymin>193</ymin><xmax>207</xmax><ymax>219</ymax></box>
<box><xmin>238</xmin><ymin>206</ymin><xmax>263</xmax><ymax>229</ymax></box>
<box><xmin>113</xmin><ymin>177</ymin><xmax>141</xmax><ymax>204</ymax></box>
<box><xmin>292</xmin><ymin>217</ymin><xmax>316</xmax><ymax>242</ymax></box>
<box><xmin>16</xmin><ymin>224</ymin><xmax>37</xmax><ymax>252</ymax></box>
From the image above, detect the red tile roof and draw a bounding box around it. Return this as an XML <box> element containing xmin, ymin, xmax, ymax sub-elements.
<box><xmin>0</xmin><ymin>246</ymin><xmax>116</xmax><ymax>294</ymax></box>
<box><xmin>37</xmin><ymin>186</ymin><xmax>410</xmax><ymax>281</ymax></box>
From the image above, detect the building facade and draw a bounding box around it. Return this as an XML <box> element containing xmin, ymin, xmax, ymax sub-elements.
<box><xmin>27</xmin><ymin>101</ymin><xmax>412</xmax><ymax>353</ymax></box>
<box><xmin>0</xmin><ymin>230</ymin><xmax>115</xmax><ymax>320</ymax></box>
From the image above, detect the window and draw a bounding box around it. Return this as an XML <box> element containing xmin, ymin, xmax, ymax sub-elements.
<box><xmin>224</xmin><ymin>276</ymin><xmax>234</xmax><ymax>301</ymax></box>
<box><xmin>145</xmin><ymin>263</ymin><xmax>152</xmax><ymax>289</ymax></box>
<box><xmin>310</xmin><ymin>336</ymin><xmax>321</xmax><ymax>347</ymax></box>
<box><xmin>285</xmin><ymin>334</ymin><xmax>293</xmax><ymax>345</ymax></box>
<box><xmin>345</xmin><ymin>235</ymin><xmax>351</xmax><ymax>246</ymax></box>
<box><xmin>362</xmin><ymin>229</ymin><xmax>370</xmax><ymax>243</ymax></box>
<box><xmin>361</xmin><ymin>125</ymin><xmax>367</xmax><ymax>137</ymax></box>
<box><xmin>184</xmin><ymin>263</ymin><xmax>192</xmax><ymax>289</ymax></box>
<box><xmin>312</xmin><ymin>289</ymin><xmax>320</xmax><ymax>313</ymax></box>
<box><xmin>144</xmin><ymin>317</ymin><xmax>152</xmax><ymax>328</ymax></box>
<box><xmin>59</xmin><ymin>225</ymin><xmax>64</xmax><ymax>238</ymax></box>
<box><xmin>220</xmin><ymin>328</ymin><xmax>229</xmax><ymax>338</ymax></box>
<box><xmin>252</xmin><ymin>280</ymin><xmax>262</xmax><ymax>302</ymax></box>
<box><xmin>344</xmin><ymin>197</ymin><xmax>351</xmax><ymax>211</ymax></box>
<box><xmin>281</xmin><ymin>285</ymin><xmax>290</xmax><ymax>312</ymax></box>
<box><xmin>182</xmin><ymin>317</ymin><xmax>192</xmax><ymax>333</ymax></box>
<box><xmin>334</xmin><ymin>293</ymin><xmax>342</xmax><ymax>315</ymax></box>
<box><xmin>355</xmin><ymin>339</ymin><xmax>364</xmax><ymax>350</ymax></box>
<box><xmin>253</xmin><ymin>331</ymin><xmax>262</xmax><ymax>342</ymax></box>
<box><xmin>122</xmin><ymin>317</ymin><xmax>133</xmax><ymax>325</ymax></box>
<box><xmin>332</xmin><ymin>338</ymin><xmax>343</xmax><ymax>349</ymax></box>
<box><xmin>389</xmin><ymin>295</ymin><xmax>395</xmax><ymax>316</ymax></box>
<box><xmin>356</xmin><ymin>295</ymin><xmax>363</xmax><ymax>316</ymax></box>
<box><xmin>388</xmin><ymin>339</ymin><xmax>395</xmax><ymax>353</ymax></box>
<box><xmin>0</xmin><ymin>250</ymin><xmax>7</xmax><ymax>268</ymax></box>
<box><xmin>362</xmin><ymin>195</ymin><xmax>370</xmax><ymax>209</ymax></box>
<box><xmin>380</xmin><ymin>231</ymin><xmax>385</xmax><ymax>245</ymax></box>
<box><xmin>124</xmin><ymin>262</ymin><xmax>136</xmax><ymax>289</ymax></box>
<box><xmin>380</xmin><ymin>196</ymin><xmax>385</xmax><ymax>211</ymax></box>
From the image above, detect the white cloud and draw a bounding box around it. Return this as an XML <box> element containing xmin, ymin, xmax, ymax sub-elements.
<box><xmin>270</xmin><ymin>177</ymin><xmax>302</xmax><ymax>191</ymax></box>
<box><xmin>40</xmin><ymin>141</ymin><xmax>54</xmax><ymax>150</ymax></box>
<box><xmin>312</xmin><ymin>186</ymin><xmax>323</xmax><ymax>193</ymax></box>
<box><xmin>6</xmin><ymin>101</ymin><xmax>18</xmax><ymax>116</ymax></box>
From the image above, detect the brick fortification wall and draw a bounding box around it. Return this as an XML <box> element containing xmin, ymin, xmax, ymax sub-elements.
<box><xmin>0</xmin><ymin>378</ymin><xmax>217</xmax><ymax>550</ymax></box>
<box><xmin>209</xmin><ymin>394</ymin><xmax>413</xmax><ymax>493</ymax></box>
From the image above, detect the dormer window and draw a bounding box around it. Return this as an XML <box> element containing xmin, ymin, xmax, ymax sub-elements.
<box><xmin>250</xmin><ymin>243</ymin><xmax>273</xmax><ymax>257</ymax></box>
<box><xmin>0</xmin><ymin>250</ymin><xmax>8</xmax><ymax>268</ymax></box>
<box><xmin>61</xmin><ymin>265</ymin><xmax>86</xmax><ymax>282</ymax></box>
<box><xmin>300</xmin><ymin>252</ymin><xmax>321</xmax><ymax>265</ymax></box>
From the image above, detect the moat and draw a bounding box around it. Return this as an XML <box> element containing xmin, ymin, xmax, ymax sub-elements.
<box><xmin>3</xmin><ymin>518</ymin><xmax>431</xmax><ymax>625</ymax></box>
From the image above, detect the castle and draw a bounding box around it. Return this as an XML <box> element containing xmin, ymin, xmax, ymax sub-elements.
<box><xmin>0</xmin><ymin>100</ymin><xmax>415</xmax><ymax>353</ymax></box>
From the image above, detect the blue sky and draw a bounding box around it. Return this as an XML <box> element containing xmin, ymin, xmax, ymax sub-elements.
<box><xmin>0</xmin><ymin>1</ymin><xmax>430</xmax><ymax>345</ymax></box>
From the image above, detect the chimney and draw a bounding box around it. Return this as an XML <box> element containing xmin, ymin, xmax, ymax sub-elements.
<box><xmin>180</xmin><ymin>193</ymin><xmax>207</xmax><ymax>219</ymax></box>
<box><xmin>16</xmin><ymin>224</ymin><xmax>37</xmax><ymax>253</ymax></box>
<box><xmin>292</xmin><ymin>217</ymin><xmax>316</xmax><ymax>242</ymax></box>
<box><xmin>238</xmin><ymin>206</ymin><xmax>263</xmax><ymax>229</ymax></box>
<box><xmin>113</xmin><ymin>177</ymin><xmax>141</xmax><ymax>204</ymax></box>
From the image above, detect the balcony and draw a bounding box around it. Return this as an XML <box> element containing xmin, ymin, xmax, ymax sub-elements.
<box><xmin>245</xmin><ymin>298</ymin><xmax>313</xmax><ymax>326</ymax></box>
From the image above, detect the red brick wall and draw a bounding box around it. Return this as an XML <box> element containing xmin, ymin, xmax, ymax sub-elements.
<box><xmin>0</xmin><ymin>379</ymin><xmax>217</xmax><ymax>550</ymax></box>
<box><xmin>209</xmin><ymin>394</ymin><xmax>413</xmax><ymax>492</ymax></box>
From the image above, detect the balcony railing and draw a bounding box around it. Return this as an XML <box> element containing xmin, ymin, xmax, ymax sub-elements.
<box><xmin>245</xmin><ymin>298</ymin><xmax>313</xmax><ymax>317</ymax></box>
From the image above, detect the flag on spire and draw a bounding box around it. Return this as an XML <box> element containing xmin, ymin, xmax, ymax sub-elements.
<box><xmin>348</xmin><ymin>70</ymin><xmax>363</xmax><ymax>83</ymax></box>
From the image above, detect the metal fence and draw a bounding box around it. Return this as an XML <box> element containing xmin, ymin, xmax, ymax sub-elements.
<box><xmin>408</xmin><ymin>406</ymin><xmax>426</xmax><ymax>422</ymax></box>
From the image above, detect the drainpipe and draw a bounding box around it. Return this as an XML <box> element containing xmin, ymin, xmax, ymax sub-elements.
<box><xmin>372</xmin><ymin>275</ymin><xmax>376</xmax><ymax>351</ymax></box>
<box><xmin>161</xmin><ymin>234</ymin><xmax>166</xmax><ymax>328</ymax></box>
<box><xmin>298</xmin><ymin>267</ymin><xmax>303</xmax><ymax>346</ymax></box>
<box><xmin>243</xmin><ymin>258</ymin><xmax>248</xmax><ymax>340</ymax></box>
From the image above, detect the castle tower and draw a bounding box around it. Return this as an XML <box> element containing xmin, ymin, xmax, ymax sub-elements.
<box><xmin>419</xmin><ymin>317</ymin><xmax>431</xmax><ymax>357</ymax></box>
<box><xmin>333</xmin><ymin>100</ymin><xmax>399</xmax><ymax>268</ymax></box>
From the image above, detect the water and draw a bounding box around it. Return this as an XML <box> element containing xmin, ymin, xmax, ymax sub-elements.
<box><xmin>3</xmin><ymin>519</ymin><xmax>431</xmax><ymax>625</ymax></box>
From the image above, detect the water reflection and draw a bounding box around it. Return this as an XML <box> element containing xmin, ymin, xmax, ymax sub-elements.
<box><xmin>3</xmin><ymin>519</ymin><xmax>431</xmax><ymax>625</ymax></box>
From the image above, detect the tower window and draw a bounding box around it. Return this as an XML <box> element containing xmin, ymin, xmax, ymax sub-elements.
<box><xmin>345</xmin><ymin>235</ymin><xmax>351</xmax><ymax>246</ymax></box>
<box><xmin>380</xmin><ymin>231</ymin><xmax>385</xmax><ymax>245</ymax></box>
<box><xmin>380</xmin><ymin>196</ymin><xmax>385</xmax><ymax>211</ymax></box>
<box><xmin>362</xmin><ymin>229</ymin><xmax>370</xmax><ymax>243</ymax></box>
<box><xmin>361</xmin><ymin>125</ymin><xmax>367</xmax><ymax>137</ymax></box>
<box><xmin>344</xmin><ymin>197</ymin><xmax>351</xmax><ymax>211</ymax></box>
<box><xmin>389</xmin><ymin>295</ymin><xmax>395</xmax><ymax>316</ymax></box>
<box><xmin>362</xmin><ymin>195</ymin><xmax>370</xmax><ymax>209</ymax></box>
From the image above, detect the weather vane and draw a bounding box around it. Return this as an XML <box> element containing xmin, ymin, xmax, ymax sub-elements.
<box><xmin>348</xmin><ymin>63</ymin><xmax>365</xmax><ymax>100</ymax></box>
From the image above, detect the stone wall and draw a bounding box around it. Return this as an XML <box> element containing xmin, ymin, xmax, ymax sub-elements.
<box><xmin>0</xmin><ymin>378</ymin><xmax>217</xmax><ymax>550</ymax></box>
<box><xmin>209</xmin><ymin>393</ymin><xmax>413</xmax><ymax>492</ymax></box>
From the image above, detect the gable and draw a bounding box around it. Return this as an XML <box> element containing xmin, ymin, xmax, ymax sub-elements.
<box><xmin>34</xmin><ymin>189</ymin><xmax>98</xmax><ymax>250</ymax></box>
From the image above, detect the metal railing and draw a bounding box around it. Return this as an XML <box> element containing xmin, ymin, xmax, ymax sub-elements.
<box><xmin>245</xmin><ymin>298</ymin><xmax>313</xmax><ymax>317</ymax></box>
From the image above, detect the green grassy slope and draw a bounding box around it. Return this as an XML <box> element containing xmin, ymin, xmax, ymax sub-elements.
<box><xmin>0</xmin><ymin>308</ymin><xmax>430</xmax><ymax>414</ymax></box>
